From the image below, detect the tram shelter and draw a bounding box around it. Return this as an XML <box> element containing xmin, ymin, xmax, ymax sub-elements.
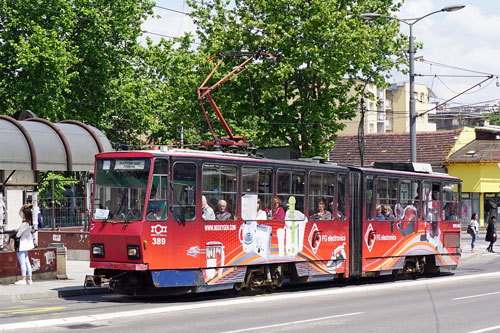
<box><xmin>0</xmin><ymin>113</ymin><xmax>112</xmax><ymax>282</ymax></box>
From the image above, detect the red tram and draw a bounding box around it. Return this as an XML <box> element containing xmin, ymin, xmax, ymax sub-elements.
<box><xmin>86</xmin><ymin>149</ymin><xmax>462</xmax><ymax>295</ymax></box>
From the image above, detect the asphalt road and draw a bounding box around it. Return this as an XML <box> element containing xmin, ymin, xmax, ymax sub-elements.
<box><xmin>1</xmin><ymin>251</ymin><xmax>499</xmax><ymax>333</ymax></box>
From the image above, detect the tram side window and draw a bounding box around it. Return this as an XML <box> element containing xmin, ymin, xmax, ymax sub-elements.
<box><xmin>365</xmin><ymin>176</ymin><xmax>374</xmax><ymax>221</ymax></box>
<box><xmin>376</xmin><ymin>177</ymin><xmax>398</xmax><ymax>221</ymax></box>
<box><xmin>337</xmin><ymin>174</ymin><xmax>347</xmax><ymax>220</ymax></box>
<box><xmin>443</xmin><ymin>182</ymin><xmax>459</xmax><ymax>221</ymax></box>
<box><xmin>172</xmin><ymin>162</ymin><xmax>196</xmax><ymax>222</ymax></box>
<box><xmin>308</xmin><ymin>172</ymin><xmax>335</xmax><ymax>221</ymax></box>
<box><xmin>146</xmin><ymin>158</ymin><xmax>168</xmax><ymax>221</ymax></box>
<box><xmin>399</xmin><ymin>180</ymin><xmax>419</xmax><ymax>222</ymax></box>
<box><xmin>277</xmin><ymin>169</ymin><xmax>305</xmax><ymax>220</ymax></box>
<box><xmin>423</xmin><ymin>181</ymin><xmax>441</xmax><ymax>222</ymax></box>
<box><xmin>202</xmin><ymin>164</ymin><xmax>237</xmax><ymax>221</ymax></box>
<box><xmin>241</xmin><ymin>167</ymin><xmax>273</xmax><ymax>220</ymax></box>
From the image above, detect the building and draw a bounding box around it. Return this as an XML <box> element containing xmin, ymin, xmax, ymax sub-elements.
<box><xmin>329</xmin><ymin>127</ymin><xmax>477</xmax><ymax>226</ymax></box>
<box><xmin>428</xmin><ymin>104</ymin><xmax>497</xmax><ymax>130</ymax></box>
<box><xmin>339</xmin><ymin>82</ymin><xmax>435</xmax><ymax>135</ymax></box>
<box><xmin>329</xmin><ymin>128</ymin><xmax>467</xmax><ymax>171</ymax></box>
<box><xmin>445</xmin><ymin>126</ymin><xmax>500</xmax><ymax>226</ymax></box>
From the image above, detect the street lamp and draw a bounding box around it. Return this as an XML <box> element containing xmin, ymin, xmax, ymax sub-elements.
<box><xmin>360</xmin><ymin>5</ymin><xmax>465</xmax><ymax>163</ymax></box>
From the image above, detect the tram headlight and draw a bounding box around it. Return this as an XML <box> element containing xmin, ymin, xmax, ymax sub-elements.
<box><xmin>92</xmin><ymin>243</ymin><xmax>105</xmax><ymax>258</ymax></box>
<box><xmin>127</xmin><ymin>245</ymin><xmax>141</xmax><ymax>260</ymax></box>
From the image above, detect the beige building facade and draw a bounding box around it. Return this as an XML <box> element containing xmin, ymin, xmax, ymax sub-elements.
<box><xmin>340</xmin><ymin>82</ymin><xmax>434</xmax><ymax>135</ymax></box>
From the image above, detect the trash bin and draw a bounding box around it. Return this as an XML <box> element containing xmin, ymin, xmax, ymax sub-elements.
<box><xmin>48</xmin><ymin>243</ymin><xmax>68</xmax><ymax>279</ymax></box>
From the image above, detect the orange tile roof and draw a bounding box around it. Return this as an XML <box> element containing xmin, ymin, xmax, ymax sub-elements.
<box><xmin>329</xmin><ymin>129</ymin><xmax>462</xmax><ymax>166</ymax></box>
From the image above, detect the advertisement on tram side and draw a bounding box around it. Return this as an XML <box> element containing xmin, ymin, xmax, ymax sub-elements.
<box><xmin>362</xmin><ymin>203</ymin><xmax>461</xmax><ymax>272</ymax></box>
<box><xmin>141</xmin><ymin>218</ymin><xmax>350</xmax><ymax>285</ymax></box>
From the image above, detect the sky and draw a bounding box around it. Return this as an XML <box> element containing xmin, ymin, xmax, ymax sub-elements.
<box><xmin>143</xmin><ymin>0</ymin><xmax>500</xmax><ymax>108</ymax></box>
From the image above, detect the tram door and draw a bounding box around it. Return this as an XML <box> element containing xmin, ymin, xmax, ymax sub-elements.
<box><xmin>348</xmin><ymin>169</ymin><xmax>363</xmax><ymax>278</ymax></box>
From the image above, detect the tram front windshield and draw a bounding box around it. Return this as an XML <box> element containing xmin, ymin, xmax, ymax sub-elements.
<box><xmin>93</xmin><ymin>158</ymin><xmax>151</xmax><ymax>221</ymax></box>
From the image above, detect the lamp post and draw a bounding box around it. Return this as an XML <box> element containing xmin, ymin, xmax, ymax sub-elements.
<box><xmin>360</xmin><ymin>5</ymin><xmax>465</xmax><ymax>163</ymax></box>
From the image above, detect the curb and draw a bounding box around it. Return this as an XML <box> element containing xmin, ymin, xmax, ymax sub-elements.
<box><xmin>0</xmin><ymin>286</ymin><xmax>110</xmax><ymax>303</ymax></box>
<box><xmin>0</xmin><ymin>291</ymin><xmax>59</xmax><ymax>303</ymax></box>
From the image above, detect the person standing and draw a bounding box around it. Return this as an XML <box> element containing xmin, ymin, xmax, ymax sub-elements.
<box><xmin>469</xmin><ymin>212</ymin><xmax>479</xmax><ymax>253</ymax></box>
<box><xmin>15</xmin><ymin>204</ymin><xmax>34</xmax><ymax>285</ymax></box>
<box><xmin>486</xmin><ymin>216</ymin><xmax>497</xmax><ymax>253</ymax></box>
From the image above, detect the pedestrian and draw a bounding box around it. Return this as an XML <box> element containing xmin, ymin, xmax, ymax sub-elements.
<box><xmin>469</xmin><ymin>212</ymin><xmax>479</xmax><ymax>252</ymax></box>
<box><xmin>14</xmin><ymin>204</ymin><xmax>35</xmax><ymax>285</ymax></box>
<box><xmin>485</xmin><ymin>215</ymin><xmax>497</xmax><ymax>253</ymax></box>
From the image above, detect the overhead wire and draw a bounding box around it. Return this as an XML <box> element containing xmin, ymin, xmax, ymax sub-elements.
<box><xmin>3</xmin><ymin>0</ymin><xmax>500</xmax><ymax>128</ymax></box>
<box><xmin>435</xmin><ymin>75</ymin><xmax>495</xmax><ymax>96</ymax></box>
<box><xmin>421</xmin><ymin>59</ymin><xmax>500</xmax><ymax>77</ymax></box>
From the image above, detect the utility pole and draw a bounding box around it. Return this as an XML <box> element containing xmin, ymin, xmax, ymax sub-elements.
<box><xmin>360</xmin><ymin>5</ymin><xmax>465</xmax><ymax>162</ymax></box>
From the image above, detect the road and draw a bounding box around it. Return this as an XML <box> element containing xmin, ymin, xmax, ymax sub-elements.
<box><xmin>1</xmin><ymin>253</ymin><xmax>500</xmax><ymax>333</ymax></box>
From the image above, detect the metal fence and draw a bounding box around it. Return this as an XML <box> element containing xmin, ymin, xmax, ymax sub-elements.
<box><xmin>39</xmin><ymin>196</ymin><xmax>88</xmax><ymax>229</ymax></box>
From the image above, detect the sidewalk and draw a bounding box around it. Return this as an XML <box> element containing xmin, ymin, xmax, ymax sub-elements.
<box><xmin>0</xmin><ymin>260</ymin><xmax>108</xmax><ymax>303</ymax></box>
<box><xmin>461</xmin><ymin>230</ymin><xmax>495</xmax><ymax>261</ymax></box>
<box><xmin>0</xmin><ymin>231</ymin><xmax>495</xmax><ymax>303</ymax></box>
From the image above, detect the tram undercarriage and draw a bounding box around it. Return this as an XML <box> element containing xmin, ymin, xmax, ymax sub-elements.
<box><xmin>84</xmin><ymin>253</ymin><xmax>454</xmax><ymax>296</ymax></box>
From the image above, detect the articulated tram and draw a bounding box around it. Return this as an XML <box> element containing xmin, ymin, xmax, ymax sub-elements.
<box><xmin>86</xmin><ymin>149</ymin><xmax>462</xmax><ymax>295</ymax></box>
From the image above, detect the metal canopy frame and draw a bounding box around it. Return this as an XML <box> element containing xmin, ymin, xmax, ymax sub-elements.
<box><xmin>0</xmin><ymin>115</ymin><xmax>112</xmax><ymax>173</ymax></box>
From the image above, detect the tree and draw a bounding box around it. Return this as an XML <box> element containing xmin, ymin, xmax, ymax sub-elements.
<box><xmin>131</xmin><ymin>36</ymin><xmax>209</xmax><ymax>147</ymax></box>
<box><xmin>488</xmin><ymin>112</ymin><xmax>500</xmax><ymax>126</ymax></box>
<box><xmin>37</xmin><ymin>172</ymin><xmax>79</xmax><ymax>207</ymax></box>
<box><xmin>0</xmin><ymin>0</ymin><xmax>159</xmax><ymax>147</ymax></box>
<box><xmin>188</xmin><ymin>0</ymin><xmax>407</xmax><ymax>157</ymax></box>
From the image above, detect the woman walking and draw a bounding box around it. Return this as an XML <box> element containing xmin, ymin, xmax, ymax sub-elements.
<box><xmin>486</xmin><ymin>216</ymin><xmax>497</xmax><ymax>253</ymax></box>
<box><xmin>469</xmin><ymin>213</ymin><xmax>479</xmax><ymax>253</ymax></box>
<box><xmin>14</xmin><ymin>204</ymin><xmax>34</xmax><ymax>285</ymax></box>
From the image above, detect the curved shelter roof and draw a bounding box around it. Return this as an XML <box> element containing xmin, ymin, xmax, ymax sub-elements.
<box><xmin>0</xmin><ymin>116</ymin><xmax>113</xmax><ymax>172</ymax></box>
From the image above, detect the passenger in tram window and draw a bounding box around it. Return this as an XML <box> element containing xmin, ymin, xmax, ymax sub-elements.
<box><xmin>272</xmin><ymin>197</ymin><xmax>285</xmax><ymax>220</ymax></box>
<box><xmin>215</xmin><ymin>199</ymin><xmax>232</xmax><ymax>221</ymax></box>
<box><xmin>336</xmin><ymin>201</ymin><xmax>346</xmax><ymax>220</ymax></box>
<box><xmin>309</xmin><ymin>199</ymin><xmax>332</xmax><ymax>220</ymax></box>
<box><xmin>202</xmin><ymin>195</ymin><xmax>215</xmax><ymax>221</ymax></box>
<box><xmin>328</xmin><ymin>200</ymin><xmax>340</xmax><ymax>219</ymax></box>
<box><xmin>444</xmin><ymin>201</ymin><xmax>457</xmax><ymax>221</ymax></box>
<box><xmin>376</xmin><ymin>205</ymin><xmax>385</xmax><ymax>221</ymax></box>
<box><xmin>382</xmin><ymin>205</ymin><xmax>395</xmax><ymax>220</ymax></box>
<box><xmin>256</xmin><ymin>198</ymin><xmax>267</xmax><ymax>220</ymax></box>
<box><xmin>334</xmin><ymin>201</ymin><xmax>345</xmax><ymax>220</ymax></box>
<box><xmin>146</xmin><ymin>187</ymin><xmax>165</xmax><ymax>220</ymax></box>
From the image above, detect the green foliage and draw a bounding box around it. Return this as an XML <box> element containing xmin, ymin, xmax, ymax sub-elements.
<box><xmin>188</xmin><ymin>0</ymin><xmax>407</xmax><ymax>157</ymax></box>
<box><xmin>0</xmin><ymin>0</ymin><xmax>159</xmax><ymax>147</ymax></box>
<box><xmin>488</xmin><ymin>112</ymin><xmax>500</xmax><ymax>126</ymax></box>
<box><xmin>38</xmin><ymin>172</ymin><xmax>79</xmax><ymax>206</ymax></box>
<box><xmin>0</xmin><ymin>0</ymin><xmax>409</xmax><ymax>156</ymax></box>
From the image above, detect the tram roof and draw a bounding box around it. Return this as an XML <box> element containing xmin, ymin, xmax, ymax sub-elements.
<box><xmin>97</xmin><ymin>148</ymin><xmax>350</xmax><ymax>170</ymax></box>
<box><xmin>97</xmin><ymin>149</ymin><xmax>460</xmax><ymax>181</ymax></box>
<box><xmin>351</xmin><ymin>165</ymin><xmax>460</xmax><ymax>181</ymax></box>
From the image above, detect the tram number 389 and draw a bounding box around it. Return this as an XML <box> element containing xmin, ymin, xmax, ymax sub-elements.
<box><xmin>152</xmin><ymin>238</ymin><xmax>166</xmax><ymax>245</ymax></box>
